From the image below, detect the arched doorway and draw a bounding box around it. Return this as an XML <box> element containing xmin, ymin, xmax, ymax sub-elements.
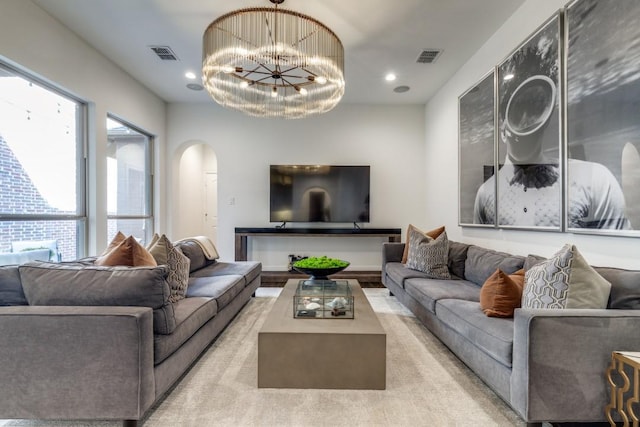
<box><xmin>177</xmin><ymin>143</ymin><xmax>218</xmax><ymax>243</ymax></box>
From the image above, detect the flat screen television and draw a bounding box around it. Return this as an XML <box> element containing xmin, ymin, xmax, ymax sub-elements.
<box><xmin>270</xmin><ymin>165</ymin><xmax>370</xmax><ymax>223</ymax></box>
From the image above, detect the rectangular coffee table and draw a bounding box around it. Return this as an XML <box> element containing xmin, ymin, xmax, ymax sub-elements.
<box><xmin>258</xmin><ymin>279</ymin><xmax>386</xmax><ymax>389</ymax></box>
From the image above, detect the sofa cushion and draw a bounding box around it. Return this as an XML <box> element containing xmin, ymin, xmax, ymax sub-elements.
<box><xmin>595</xmin><ymin>266</ymin><xmax>640</xmax><ymax>309</ymax></box>
<box><xmin>405</xmin><ymin>277</ymin><xmax>480</xmax><ymax>314</ymax></box>
<box><xmin>524</xmin><ymin>254</ymin><xmax>546</xmax><ymax>271</ymax></box>
<box><xmin>190</xmin><ymin>261</ymin><xmax>261</xmax><ymax>286</ymax></box>
<box><xmin>385</xmin><ymin>262</ymin><xmax>436</xmax><ymax>289</ymax></box>
<box><xmin>0</xmin><ymin>265</ymin><xmax>27</xmax><ymax>306</ymax></box>
<box><xmin>19</xmin><ymin>261</ymin><xmax>176</xmax><ymax>334</ymax></box>
<box><xmin>401</xmin><ymin>224</ymin><xmax>445</xmax><ymax>264</ymax></box>
<box><xmin>522</xmin><ymin>244</ymin><xmax>611</xmax><ymax>309</ymax></box>
<box><xmin>154</xmin><ymin>296</ymin><xmax>218</xmax><ymax>364</ymax></box>
<box><xmin>175</xmin><ymin>240</ymin><xmax>215</xmax><ymax>273</ymax></box>
<box><xmin>464</xmin><ymin>246</ymin><xmax>524</xmax><ymax>286</ymax></box>
<box><xmin>186</xmin><ymin>274</ymin><xmax>245</xmax><ymax>310</ymax></box>
<box><xmin>448</xmin><ymin>241</ymin><xmax>471</xmax><ymax>279</ymax></box>
<box><xmin>480</xmin><ymin>269</ymin><xmax>524</xmax><ymax>318</ymax></box>
<box><xmin>148</xmin><ymin>235</ymin><xmax>191</xmax><ymax>303</ymax></box>
<box><xmin>436</xmin><ymin>298</ymin><xmax>514</xmax><ymax>367</ymax></box>
<box><xmin>406</xmin><ymin>230</ymin><xmax>450</xmax><ymax>279</ymax></box>
<box><xmin>95</xmin><ymin>235</ymin><xmax>157</xmax><ymax>267</ymax></box>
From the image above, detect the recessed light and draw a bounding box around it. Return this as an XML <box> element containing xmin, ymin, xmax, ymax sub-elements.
<box><xmin>393</xmin><ymin>85</ymin><xmax>410</xmax><ymax>93</ymax></box>
<box><xmin>185</xmin><ymin>71</ymin><xmax>197</xmax><ymax>80</ymax></box>
<box><xmin>385</xmin><ymin>73</ymin><xmax>397</xmax><ymax>82</ymax></box>
<box><xmin>187</xmin><ymin>83</ymin><xmax>204</xmax><ymax>91</ymax></box>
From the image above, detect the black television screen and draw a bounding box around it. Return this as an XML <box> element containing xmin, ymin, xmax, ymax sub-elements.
<box><xmin>270</xmin><ymin>165</ymin><xmax>370</xmax><ymax>223</ymax></box>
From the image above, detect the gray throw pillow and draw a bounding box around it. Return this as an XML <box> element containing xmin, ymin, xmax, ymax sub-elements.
<box><xmin>0</xmin><ymin>265</ymin><xmax>27</xmax><ymax>306</ymax></box>
<box><xmin>595</xmin><ymin>266</ymin><xmax>640</xmax><ymax>309</ymax></box>
<box><xmin>19</xmin><ymin>261</ymin><xmax>176</xmax><ymax>334</ymax></box>
<box><xmin>406</xmin><ymin>229</ymin><xmax>450</xmax><ymax>279</ymax></box>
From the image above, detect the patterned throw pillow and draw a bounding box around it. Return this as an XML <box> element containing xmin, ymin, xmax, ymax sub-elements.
<box><xmin>401</xmin><ymin>224</ymin><xmax>445</xmax><ymax>264</ymax></box>
<box><xmin>148</xmin><ymin>234</ymin><xmax>191</xmax><ymax>303</ymax></box>
<box><xmin>406</xmin><ymin>229</ymin><xmax>450</xmax><ymax>279</ymax></box>
<box><xmin>480</xmin><ymin>268</ymin><xmax>524</xmax><ymax>317</ymax></box>
<box><xmin>522</xmin><ymin>244</ymin><xmax>611</xmax><ymax>309</ymax></box>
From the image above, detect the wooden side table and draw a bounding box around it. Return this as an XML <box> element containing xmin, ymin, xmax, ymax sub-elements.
<box><xmin>606</xmin><ymin>351</ymin><xmax>640</xmax><ymax>426</ymax></box>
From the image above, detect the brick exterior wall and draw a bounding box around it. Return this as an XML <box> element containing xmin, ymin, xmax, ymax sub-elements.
<box><xmin>0</xmin><ymin>134</ymin><xmax>78</xmax><ymax>260</ymax></box>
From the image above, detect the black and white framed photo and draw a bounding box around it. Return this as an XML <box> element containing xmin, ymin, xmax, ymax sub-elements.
<box><xmin>486</xmin><ymin>13</ymin><xmax>562</xmax><ymax>231</ymax></box>
<box><xmin>566</xmin><ymin>0</ymin><xmax>640</xmax><ymax>236</ymax></box>
<box><xmin>458</xmin><ymin>70</ymin><xmax>495</xmax><ymax>226</ymax></box>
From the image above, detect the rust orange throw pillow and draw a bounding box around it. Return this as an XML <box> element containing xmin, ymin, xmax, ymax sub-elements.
<box><xmin>401</xmin><ymin>224</ymin><xmax>445</xmax><ymax>264</ymax></box>
<box><xmin>480</xmin><ymin>268</ymin><xmax>525</xmax><ymax>318</ymax></box>
<box><xmin>95</xmin><ymin>235</ymin><xmax>157</xmax><ymax>267</ymax></box>
<box><xmin>100</xmin><ymin>231</ymin><xmax>126</xmax><ymax>256</ymax></box>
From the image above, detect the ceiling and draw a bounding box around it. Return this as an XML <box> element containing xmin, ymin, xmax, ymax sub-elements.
<box><xmin>32</xmin><ymin>0</ymin><xmax>525</xmax><ymax>105</ymax></box>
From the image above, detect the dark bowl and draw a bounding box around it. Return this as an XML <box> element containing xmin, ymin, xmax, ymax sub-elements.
<box><xmin>292</xmin><ymin>264</ymin><xmax>349</xmax><ymax>280</ymax></box>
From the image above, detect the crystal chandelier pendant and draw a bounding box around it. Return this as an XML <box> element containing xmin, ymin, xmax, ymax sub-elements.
<box><xmin>202</xmin><ymin>0</ymin><xmax>345</xmax><ymax>119</ymax></box>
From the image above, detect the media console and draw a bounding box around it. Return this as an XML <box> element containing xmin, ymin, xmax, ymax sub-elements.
<box><xmin>234</xmin><ymin>227</ymin><xmax>402</xmax><ymax>261</ymax></box>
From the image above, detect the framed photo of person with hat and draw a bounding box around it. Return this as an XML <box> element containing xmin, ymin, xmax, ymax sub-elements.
<box><xmin>474</xmin><ymin>13</ymin><xmax>562</xmax><ymax>231</ymax></box>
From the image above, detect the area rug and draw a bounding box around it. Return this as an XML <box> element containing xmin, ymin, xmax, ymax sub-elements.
<box><xmin>0</xmin><ymin>289</ymin><xmax>525</xmax><ymax>426</ymax></box>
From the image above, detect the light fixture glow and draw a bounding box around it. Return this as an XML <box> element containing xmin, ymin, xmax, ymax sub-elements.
<box><xmin>385</xmin><ymin>73</ymin><xmax>397</xmax><ymax>82</ymax></box>
<box><xmin>202</xmin><ymin>0</ymin><xmax>345</xmax><ymax>119</ymax></box>
<box><xmin>504</xmin><ymin>73</ymin><xmax>515</xmax><ymax>81</ymax></box>
<box><xmin>185</xmin><ymin>71</ymin><xmax>197</xmax><ymax>80</ymax></box>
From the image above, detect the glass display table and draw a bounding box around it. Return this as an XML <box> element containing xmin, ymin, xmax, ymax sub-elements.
<box><xmin>293</xmin><ymin>280</ymin><xmax>354</xmax><ymax>319</ymax></box>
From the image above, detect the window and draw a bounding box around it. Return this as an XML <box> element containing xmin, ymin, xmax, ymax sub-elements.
<box><xmin>106</xmin><ymin>116</ymin><xmax>153</xmax><ymax>245</ymax></box>
<box><xmin>0</xmin><ymin>62</ymin><xmax>86</xmax><ymax>264</ymax></box>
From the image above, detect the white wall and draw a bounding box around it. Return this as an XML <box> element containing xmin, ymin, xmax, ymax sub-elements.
<box><xmin>168</xmin><ymin>103</ymin><xmax>425</xmax><ymax>269</ymax></box>
<box><xmin>0</xmin><ymin>0</ymin><xmax>167</xmax><ymax>255</ymax></box>
<box><xmin>424</xmin><ymin>0</ymin><xmax>640</xmax><ymax>269</ymax></box>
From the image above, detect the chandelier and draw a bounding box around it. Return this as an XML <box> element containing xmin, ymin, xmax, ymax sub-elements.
<box><xmin>202</xmin><ymin>0</ymin><xmax>345</xmax><ymax>119</ymax></box>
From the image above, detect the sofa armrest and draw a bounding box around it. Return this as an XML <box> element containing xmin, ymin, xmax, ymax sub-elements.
<box><xmin>0</xmin><ymin>306</ymin><xmax>155</xmax><ymax>421</ymax></box>
<box><xmin>382</xmin><ymin>242</ymin><xmax>405</xmax><ymax>282</ymax></box>
<box><xmin>511</xmin><ymin>308</ymin><xmax>640</xmax><ymax>422</ymax></box>
<box><xmin>382</xmin><ymin>242</ymin><xmax>404</xmax><ymax>265</ymax></box>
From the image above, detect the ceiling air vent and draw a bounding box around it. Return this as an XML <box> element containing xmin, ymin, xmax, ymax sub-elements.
<box><xmin>416</xmin><ymin>49</ymin><xmax>442</xmax><ymax>64</ymax></box>
<box><xmin>150</xmin><ymin>45</ymin><xmax>179</xmax><ymax>61</ymax></box>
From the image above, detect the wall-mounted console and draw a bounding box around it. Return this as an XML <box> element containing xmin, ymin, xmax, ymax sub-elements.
<box><xmin>234</xmin><ymin>227</ymin><xmax>402</xmax><ymax>262</ymax></box>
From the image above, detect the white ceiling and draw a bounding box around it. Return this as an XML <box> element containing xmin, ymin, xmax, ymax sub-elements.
<box><xmin>32</xmin><ymin>0</ymin><xmax>525</xmax><ymax>105</ymax></box>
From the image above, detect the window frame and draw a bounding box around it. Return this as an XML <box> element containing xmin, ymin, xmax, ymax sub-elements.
<box><xmin>106</xmin><ymin>114</ymin><xmax>154</xmax><ymax>244</ymax></box>
<box><xmin>0</xmin><ymin>59</ymin><xmax>88</xmax><ymax>259</ymax></box>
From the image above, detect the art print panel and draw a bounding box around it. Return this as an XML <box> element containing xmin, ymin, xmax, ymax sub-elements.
<box><xmin>458</xmin><ymin>71</ymin><xmax>495</xmax><ymax>226</ymax></box>
<box><xmin>566</xmin><ymin>0</ymin><xmax>640</xmax><ymax>236</ymax></box>
<box><xmin>481</xmin><ymin>14</ymin><xmax>563</xmax><ymax>231</ymax></box>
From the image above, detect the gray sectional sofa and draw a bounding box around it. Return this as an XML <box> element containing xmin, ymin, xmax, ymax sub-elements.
<box><xmin>0</xmin><ymin>240</ymin><xmax>261</xmax><ymax>426</ymax></box>
<box><xmin>382</xmin><ymin>240</ymin><xmax>640</xmax><ymax>425</ymax></box>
